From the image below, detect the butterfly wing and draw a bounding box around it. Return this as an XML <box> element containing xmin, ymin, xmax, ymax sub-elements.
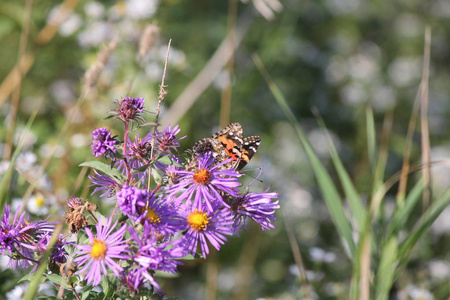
<box><xmin>213</xmin><ymin>123</ymin><xmax>243</xmax><ymax>166</ymax></box>
<box><xmin>193</xmin><ymin>123</ymin><xmax>258</xmax><ymax>171</ymax></box>
<box><xmin>237</xmin><ymin>136</ymin><xmax>261</xmax><ymax>171</ymax></box>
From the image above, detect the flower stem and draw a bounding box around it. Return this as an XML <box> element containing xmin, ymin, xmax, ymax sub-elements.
<box><xmin>123</xmin><ymin>121</ymin><xmax>132</xmax><ymax>185</ymax></box>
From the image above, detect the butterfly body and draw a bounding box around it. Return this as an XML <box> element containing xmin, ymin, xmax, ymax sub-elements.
<box><xmin>193</xmin><ymin>122</ymin><xmax>260</xmax><ymax>171</ymax></box>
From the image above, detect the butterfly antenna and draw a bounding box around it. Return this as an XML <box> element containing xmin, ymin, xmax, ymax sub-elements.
<box><xmin>243</xmin><ymin>167</ymin><xmax>263</xmax><ymax>193</ymax></box>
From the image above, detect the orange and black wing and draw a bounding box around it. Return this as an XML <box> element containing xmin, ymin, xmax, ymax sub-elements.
<box><xmin>237</xmin><ymin>136</ymin><xmax>260</xmax><ymax>171</ymax></box>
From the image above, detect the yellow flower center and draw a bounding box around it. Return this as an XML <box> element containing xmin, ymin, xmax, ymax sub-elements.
<box><xmin>90</xmin><ymin>239</ymin><xmax>108</xmax><ymax>260</ymax></box>
<box><xmin>143</xmin><ymin>208</ymin><xmax>161</xmax><ymax>224</ymax></box>
<box><xmin>187</xmin><ymin>209</ymin><xmax>210</xmax><ymax>232</ymax></box>
<box><xmin>193</xmin><ymin>169</ymin><xmax>211</xmax><ymax>185</ymax></box>
<box><xmin>36</xmin><ymin>195</ymin><xmax>45</xmax><ymax>207</ymax></box>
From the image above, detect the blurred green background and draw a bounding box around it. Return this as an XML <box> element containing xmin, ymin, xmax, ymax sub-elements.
<box><xmin>0</xmin><ymin>0</ymin><xmax>449</xmax><ymax>299</ymax></box>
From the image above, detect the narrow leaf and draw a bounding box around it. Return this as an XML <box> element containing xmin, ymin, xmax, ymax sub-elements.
<box><xmin>398</xmin><ymin>186</ymin><xmax>450</xmax><ymax>261</ymax></box>
<box><xmin>316</xmin><ymin>112</ymin><xmax>366</xmax><ymax>231</ymax></box>
<box><xmin>366</xmin><ymin>106</ymin><xmax>376</xmax><ymax>171</ymax></box>
<box><xmin>24</xmin><ymin>224</ymin><xmax>63</xmax><ymax>300</ymax></box>
<box><xmin>374</xmin><ymin>237</ymin><xmax>398</xmax><ymax>300</ymax></box>
<box><xmin>0</xmin><ymin>108</ymin><xmax>38</xmax><ymax>212</ymax></box>
<box><xmin>387</xmin><ymin>180</ymin><xmax>425</xmax><ymax>237</ymax></box>
<box><xmin>79</xmin><ymin>161</ymin><xmax>125</xmax><ymax>181</ymax></box>
<box><xmin>157</xmin><ymin>155</ymin><xmax>182</xmax><ymax>167</ymax></box>
<box><xmin>45</xmin><ymin>274</ymin><xmax>71</xmax><ymax>289</ymax></box>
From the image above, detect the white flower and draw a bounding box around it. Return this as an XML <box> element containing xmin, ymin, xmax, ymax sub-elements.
<box><xmin>27</xmin><ymin>193</ymin><xmax>56</xmax><ymax>216</ymax></box>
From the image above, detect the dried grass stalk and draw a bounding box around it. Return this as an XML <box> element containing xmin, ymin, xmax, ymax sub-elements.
<box><xmin>84</xmin><ymin>37</ymin><xmax>119</xmax><ymax>89</ymax></box>
<box><xmin>139</xmin><ymin>23</ymin><xmax>160</xmax><ymax>59</ymax></box>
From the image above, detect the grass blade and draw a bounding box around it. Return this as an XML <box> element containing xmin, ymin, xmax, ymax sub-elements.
<box><xmin>366</xmin><ymin>107</ymin><xmax>376</xmax><ymax>172</ymax></box>
<box><xmin>253</xmin><ymin>53</ymin><xmax>355</xmax><ymax>255</ymax></box>
<box><xmin>397</xmin><ymin>186</ymin><xmax>450</xmax><ymax>263</ymax></box>
<box><xmin>387</xmin><ymin>180</ymin><xmax>425</xmax><ymax>237</ymax></box>
<box><xmin>24</xmin><ymin>223</ymin><xmax>63</xmax><ymax>300</ymax></box>
<box><xmin>374</xmin><ymin>237</ymin><xmax>398</xmax><ymax>300</ymax></box>
<box><xmin>314</xmin><ymin>110</ymin><xmax>367</xmax><ymax>231</ymax></box>
<box><xmin>0</xmin><ymin>107</ymin><xmax>38</xmax><ymax>212</ymax></box>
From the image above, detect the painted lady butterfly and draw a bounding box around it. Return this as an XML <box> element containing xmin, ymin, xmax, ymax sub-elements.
<box><xmin>193</xmin><ymin>122</ymin><xmax>261</xmax><ymax>171</ymax></box>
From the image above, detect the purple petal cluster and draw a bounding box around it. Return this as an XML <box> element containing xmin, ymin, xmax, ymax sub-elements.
<box><xmin>154</xmin><ymin>124</ymin><xmax>185</xmax><ymax>153</ymax></box>
<box><xmin>89</xmin><ymin>171</ymin><xmax>121</xmax><ymax>197</ymax></box>
<box><xmin>116</xmin><ymin>185</ymin><xmax>148</xmax><ymax>218</ymax></box>
<box><xmin>135</xmin><ymin>195</ymin><xmax>183</xmax><ymax>236</ymax></box>
<box><xmin>114</xmin><ymin>97</ymin><xmax>146</xmax><ymax>122</ymax></box>
<box><xmin>91</xmin><ymin>127</ymin><xmax>117</xmax><ymax>158</ymax></box>
<box><xmin>231</xmin><ymin>189</ymin><xmax>280</xmax><ymax>231</ymax></box>
<box><xmin>74</xmin><ymin>216</ymin><xmax>130</xmax><ymax>286</ymax></box>
<box><xmin>117</xmin><ymin>186</ymin><xmax>183</xmax><ymax>236</ymax></box>
<box><xmin>36</xmin><ymin>232</ymin><xmax>71</xmax><ymax>264</ymax></box>
<box><xmin>178</xmin><ymin>201</ymin><xmax>234</xmax><ymax>258</ymax></box>
<box><xmin>126</xmin><ymin>227</ymin><xmax>186</xmax><ymax>292</ymax></box>
<box><xmin>166</xmin><ymin>152</ymin><xmax>242</xmax><ymax>212</ymax></box>
<box><xmin>0</xmin><ymin>205</ymin><xmax>56</xmax><ymax>270</ymax></box>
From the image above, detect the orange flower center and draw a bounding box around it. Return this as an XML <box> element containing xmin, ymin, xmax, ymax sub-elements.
<box><xmin>90</xmin><ymin>239</ymin><xmax>108</xmax><ymax>260</ymax></box>
<box><xmin>143</xmin><ymin>208</ymin><xmax>161</xmax><ymax>224</ymax></box>
<box><xmin>193</xmin><ymin>169</ymin><xmax>211</xmax><ymax>185</ymax></box>
<box><xmin>187</xmin><ymin>209</ymin><xmax>210</xmax><ymax>232</ymax></box>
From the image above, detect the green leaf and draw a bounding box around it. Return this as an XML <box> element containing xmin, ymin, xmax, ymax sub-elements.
<box><xmin>0</xmin><ymin>108</ymin><xmax>38</xmax><ymax>212</ymax></box>
<box><xmin>152</xmin><ymin>167</ymin><xmax>163</xmax><ymax>185</ymax></box>
<box><xmin>79</xmin><ymin>161</ymin><xmax>126</xmax><ymax>182</ymax></box>
<box><xmin>316</xmin><ymin>113</ymin><xmax>367</xmax><ymax>231</ymax></box>
<box><xmin>154</xmin><ymin>270</ymin><xmax>180</xmax><ymax>278</ymax></box>
<box><xmin>101</xmin><ymin>275</ymin><xmax>110</xmax><ymax>298</ymax></box>
<box><xmin>81</xmin><ymin>287</ymin><xmax>100</xmax><ymax>300</ymax></box>
<box><xmin>81</xmin><ymin>289</ymin><xmax>92</xmax><ymax>300</ymax></box>
<box><xmin>366</xmin><ymin>106</ymin><xmax>377</xmax><ymax>172</ymax></box>
<box><xmin>24</xmin><ymin>225</ymin><xmax>63</xmax><ymax>300</ymax></box>
<box><xmin>176</xmin><ymin>253</ymin><xmax>201</xmax><ymax>260</ymax></box>
<box><xmin>45</xmin><ymin>274</ymin><xmax>71</xmax><ymax>289</ymax></box>
<box><xmin>131</xmin><ymin>163</ymin><xmax>151</xmax><ymax>173</ymax></box>
<box><xmin>397</xmin><ymin>186</ymin><xmax>450</xmax><ymax>262</ymax></box>
<box><xmin>157</xmin><ymin>155</ymin><xmax>183</xmax><ymax>167</ymax></box>
<box><xmin>18</xmin><ymin>273</ymin><xmax>39</xmax><ymax>283</ymax></box>
<box><xmin>374</xmin><ymin>237</ymin><xmax>398</xmax><ymax>300</ymax></box>
<box><xmin>387</xmin><ymin>180</ymin><xmax>425</xmax><ymax>237</ymax></box>
<box><xmin>102</xmin><ymin>274</ymin><xmax>119</xmax><ymax>299</ymax></box>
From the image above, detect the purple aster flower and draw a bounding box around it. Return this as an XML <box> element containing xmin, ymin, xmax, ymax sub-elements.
<box><xmin>154</xmin><ymin>124</ymin><xmax>186</xmax><ymax>153</ymax></box>
<box><xmin>120</xmin><ymin>266</ymin><xmax>146</xmax><ymax>293</ymax></box>
<box><xmin>91</xmin><ymin>127</ymin><xmax>117</xmax><ymax>158</ymax></box>
<box><xmin>89</xmin><ymin>171</ymin><xmax>121</xmax><ymax>197</ymax></box>
<box><xmin>0</xmin><ymin>205</ymin><xmax>55</xmax><ymax>270</ymax></box>
<box><xmin>229</xmin><ymin>189</ymin><xmax>279</xmax><ymax>232</ymax></box>
<box><xmin>166</xmin><ymin>152</ymin><xmax>242</xmax><ymax>212</ymax></box>
<box><xmin>178</xmin><ymin>201</ymin><xmax>234</xmax><ymax>258</ymax></box>
<box><xmin>127</xmin><ymin>227</ymin><xmax>185</xmax><ymax>292</ymax></box>
<box><xmin>116</xmin><ymin>186</ymin><xmax>148</xmax><ymax>219</ymax></box>
<box><xmin>36</xmin><ymin>232</ymin><xmax>71</xmax><ymax>264</ymax></box>
<box><xmin>114</xmin><ymin>133</ymin><xmax>154</xmax><ymax>182</ymax></box>
<box><xmin>113</xmin><ymin>97</ymin><xmax>147</xmax><ymax>123</ymax></box>
<box><xmin>128</xmin><ymin>132</ymin><xmax>153</xmax><ymax>162</ymax></box>
<box><xmin>117</xmin><ymin>186</ymin><xmax>182</xmax><ymax>235</ymax></box>
<box><xmin>135</xmin><ymin>195</ymin><xmax>184</xmax><ymax>236</ymax></box>
<box><xmin>74</xmin><ymin>216</ymin><xmax>130</xmax><ymax>286</ymax></box>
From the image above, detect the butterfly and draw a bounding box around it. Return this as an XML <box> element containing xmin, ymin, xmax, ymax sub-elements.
<box><xmin>193</xmin><ymin>122</ymin><xmax>261</xmax><ymax>171</ymax></box>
